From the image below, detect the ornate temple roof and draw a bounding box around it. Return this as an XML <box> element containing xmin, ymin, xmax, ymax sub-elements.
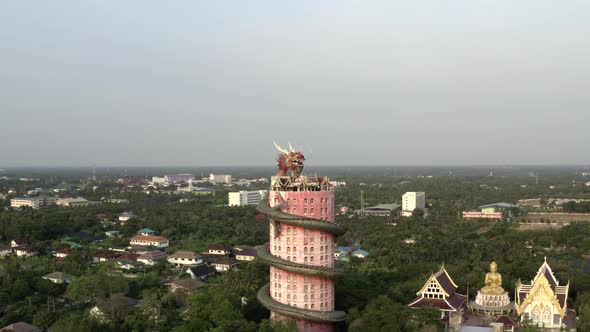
<box><xmin>409</xmin><ymin>265</ymin><xmax>466</xmax><ymax>312</ymax></box>
<box><xmin>515</xmin><ymin>257</ymin><xmax>569</xmax><ymax>316</ymax></box>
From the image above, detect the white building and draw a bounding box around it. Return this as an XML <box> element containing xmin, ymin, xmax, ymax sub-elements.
<box><xmin>401</xmin><ymin>192</ymin><xmax>426</xmax><ymax>217</ymax></box>
<box><xmin>209</xmin><ymin>174</ymin><xmax>232</xmax><ymax>184</ymax></box>
<box><xmin>11</xmin><ymin>196</ymin><xmax>56</xmax><ymax>210</ymax></box>
<box><xmin>129</xmin><ymin>235</ymin><xmax>169</xmax><ymax>248</ymax></box>
<box><xmin>167</xmin><ymin>251</ymin><xmax>203</xmax><ymax>267</ymax></box>
<box><xmin>56</xmin><ymin>197</ymin><xmax>89</xmax><ymax>207</ymax></box>
<box><xmin>228</xmin><ymin>190</ymin><xmax>268</xmax><ymax>206</ymax></box>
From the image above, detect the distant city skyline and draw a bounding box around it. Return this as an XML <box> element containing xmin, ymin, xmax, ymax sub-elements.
<box><xmin>1</xmin><ymin>1</ymin><xmax>589</xmax><ymax>167</ymax></box>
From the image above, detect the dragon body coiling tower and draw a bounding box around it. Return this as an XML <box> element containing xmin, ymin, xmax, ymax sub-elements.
<box><xmin>257</xmin><ymin>143</ymin><xmax>346</xmax><ymax>332</ymax></box>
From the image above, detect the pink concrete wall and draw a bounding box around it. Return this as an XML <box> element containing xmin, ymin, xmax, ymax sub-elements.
<box><xmin>268</xmin><ymin>189</ymin><xmax>337</xmax><ymax>326</ymax></box>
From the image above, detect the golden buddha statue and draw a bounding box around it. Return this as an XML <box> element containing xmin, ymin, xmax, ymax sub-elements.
<box><xmin>480</xmin><ymin>261</ymin><xmax>505</xmax><ymax>295</ymax></box>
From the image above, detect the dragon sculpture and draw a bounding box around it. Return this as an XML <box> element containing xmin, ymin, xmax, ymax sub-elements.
<box><xmin>274</xmin><ymin>141</ymin><xmax>305</xmax><ymax>177</ymax></box>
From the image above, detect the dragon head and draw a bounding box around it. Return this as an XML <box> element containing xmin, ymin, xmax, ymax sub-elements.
<box><xmin>274</xmin><ymin>141</ymin><xmax>305</xmax><ymax>177</ymax></box>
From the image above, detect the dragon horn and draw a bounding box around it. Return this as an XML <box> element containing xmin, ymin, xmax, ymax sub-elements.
<box><xmin>273</xmin><ymin>140</ymin><xmax>288</xmax><ymax>154</ymax></box>
<box><xmin>288</xmin><ymin>141</ymin><xmax>295</xmax><ymax>152</ymax></box>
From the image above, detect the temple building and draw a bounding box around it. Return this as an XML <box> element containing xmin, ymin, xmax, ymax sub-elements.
<box><xmin>409</xmin><ymin>265</ymin><xmax>467</xmax><ymax>317</ymax></box>
<box><xmin>468</xmin><ymin>261</ymin><xmax>514</xmax><ymax>316</ymax></box>
<box><xmin>257</xmin><ymin>142</ymin><xmax>346</xmax><ymax>332</ymax></box>
<box><xmin>515</xmin><ymin>257</ymin><xmax>575</xmax><ymax>330</ymax></box>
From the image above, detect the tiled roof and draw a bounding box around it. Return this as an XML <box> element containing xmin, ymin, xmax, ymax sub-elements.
<box><xmin>131</xmin><ymin>235</ymin><xmax>168</xmax><ymax>242</ymax></box>
<box><xmin>187</xmin><ymin>264</ymin><xmax>217</xmax><ymax>278</ymax></box>
<box><xmin>236</xmin><ymin>248</ymin><xmax>257</xmax><ymax>257</ymax></box>
<box><xmin>435</xmin><ymin>268</ymin><xmax>458</xmax><ymax>295</ymax></box>
<box><xmin>0</xmin><ymin>322</ymin><xmax>41</xmax><ymax>332</ymax></box>
<box><xmin>139</xmin><ymin>250</ymin><xmax>168</xmax><ymax>260</ymax></box>
<box><xmin>170</xmin><ymin>251</ymin><xmax>200</xmax><ymax>260</ymax></box>
<box><xmin>114</xmin><ymin>253</ymin><xmax>140</xmax><ymax>262</ymax></box>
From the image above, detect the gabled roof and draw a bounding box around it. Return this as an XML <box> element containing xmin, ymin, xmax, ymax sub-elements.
<box><xmin>137</xmin><ymin>228</ymin><xmax>156</xmax><ymax>234</ymax></box>
<box><xmin>235</xmin><ymin>248</ymin><xmax>257</xmax><ymax>257</ymax></box>
<box><xmin>532</xmin><ymin>256</ymin><xmax>559</xmax><ymax>288</ymax></box>
<box><xmin>515</xmin><ymin>257</ymin><xmax>570</xmax><ymax>317</ymax></box>
<box><xmin>138</xmin><ymin>250</ymin><xmax>168</xmax><ymax>260</ymax></box>
<box><xmin>408</xmin><ymin>292</ymin><xmax>466</xmax><ymax>311</ymax></box>
<box><xmin>352</xmin><ymin>249</ymin><xmax>369</xmax><ymax>256</ymax></box>
<box><xmin>114</xmin><ymin>253</ymin><xmax>140</xmax><ymax>262</ymax></box>
<box><xmin>209</xmin><ymin>244</ymin><xmax>230</xmax><ymax>251</ymax></box>
<box><xmin>0</xmin><ymin>322</ymin><xmax>41</xmax><ymax>332</ymax></box>
<box><xmin>166</xmin><ymin>278</ymin><xmax>207</xmax><ymax>292</ymax></box>
<box><xmin>187</xmin><ymin>264</ymin><xmax>217</xmax><ymax>278</ymax></box>
<box><xmin>130</xmin><ymin>235</ymin><xmax>168</xmax><ymax>243</ymax></box>
<box><xmin>11</xmin><ymin>238</ymin><xmax>29</xmax><ymax>246</ymax></box>
<box><xmin>170</xmin><ymin>251</ymin><xmax>200</xmax><ymax>260</ymax></box>
<box><xmin>56</xmin><ymin>247</ymin><xmax>72</xmax><ymax>254</ymax></box>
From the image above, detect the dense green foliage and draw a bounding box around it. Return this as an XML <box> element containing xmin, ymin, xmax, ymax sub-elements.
<box><xmin>0</xmin><ymin>172</ymin><xmax>590</xmax><ymax>331</ymax></box>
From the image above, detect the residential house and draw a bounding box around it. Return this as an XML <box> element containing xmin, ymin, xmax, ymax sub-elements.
<box><xmin>234</xmin><ymin>248</ymin><xmax>257</xmax><ymax>261</ymax></box>
<box><xmin>114</xmin><ymin>253</ymin><xmax>141</xmax><ymax>270</ymax></box>
<box><xmin>352</xmin><ymin>249</ymin><xmax>369</xmax><ymax>258</ymax></box>
<box><xmin>119</xmin><ymin>212</ymin><xmax>137</xmax><ymax>222</ymax></box>
<box><xmin>0</xmin><ymin>244</ymin><xmax>12</xmax><ymax>257</ymax></box>
<box><xmin>0</xmin><ymin>322</ymin><xmax>41</xmax><ymax>332</ymax></box>
<box><xmin>137</xmin><ymin>250</ymin><xmax>168</xmax><ymax>266</ymax></box>
<box><xmin>42</xmin><ymin>272</ymin><xmax>76</xmax><ymax>284</ymax></box>
<box><xmin>207</xmin><ymin>244</ymin><xmax>231</xmax><ymax>256</ymax></box>
<box><xmin>211</xmin><ymin>258</ymin><xmax>240</xmax><ymax>272</ymax></box>
<box><xmin>334</xmin><ymin>246</ymin><xmax>353</xmax><ymax>259</ymax></box>
<box><xmin>137</xmin><ymin>228</ymin><xmax>157</xmax><ymax>236</ymax></box>
<box><xmin>165</xmin><ymin>278</ymin><xmax>207</xmax><ymax>295</ymax></box>
<box><xmin>10</xmin><ymin>239</ymin><xmax>29</xmax><ymax>248</ymax></box>
<box><xmin>14</xmin><ymin>247</ymin><xmax>38</xmax><ymax>257</ymax></box>
<box><xmin>54</xmin><ymin>247</ymin><xmax>71</xmax><ymax>262</ymax></box>
<box><xmin>89</xmin><ymin>296</ymin><xmax>140</xmax><ymax>323</ymax></box>
<box><xmin>105</xmin><ymin>231</ymin><xmax>120</xmax><ymax>238</ymax></box>
<box><xmin>130</xmin><ymin>235</ymin><xmax>169</xmax><ymax>248</ymax></box>
<box><xmin>167</xmin><ymin>251</ymin><xmax>202</xmax><ymax>267</ymax></box>
<box><xmin>186</xmin><ymin>264</ymin><xmax>217</xmax><ymax>280</ymax></box>
<box><xmin>93</xmin><ymin>252</ymin><xmax>116</xmax><ymax>263</ymax></box>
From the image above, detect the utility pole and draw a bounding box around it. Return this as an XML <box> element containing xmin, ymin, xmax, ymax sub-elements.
<box><xmin>360</xmin><ymin>189</ymin><xmax>364</xmax><ymax>217</ymax></box>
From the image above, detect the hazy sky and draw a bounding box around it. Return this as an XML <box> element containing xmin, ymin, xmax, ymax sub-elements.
<box><xmin>1</xmin><ymin>1</ymin><xmax>589</xmax><ymax>167</ymax></box>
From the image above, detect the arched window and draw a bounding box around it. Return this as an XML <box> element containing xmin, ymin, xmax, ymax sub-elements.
<box><xmin>304</xmin><ymin>198</ymin><xmax>308</xmax><ymax>205</ymax></box>
<box><xmin>543</xmin><ymin>308</ymin><xmax>551</xmax><ymax>322</ymax></box>
<box><xmin>293</xmin><ymin>285</ymin><xmax>297</xmax><ymax>292</ymax></box>
<box><xmin>304</xmin><ymin>285</ymin><xmax>308</xmax><ymax>293</ymax></box>
<box><xmin>287</xmin><ymin>247</ymin><xmax>291</xmax><ymax>253</ymax></box>
<box><xmin>532</xmin><ymin>308</ymin><xmax>540</xmax><ymax>322</ymax></box>
<box><xmin>287</xmin><ymin>228</ymin><xmax>291</xmax><ymax>235</ymax></box>
<box><xmin>304</xmin><ymin>247</ymin><xmax>308</xmax><ymax>254</ymax></box>
<box><xmin>310</xmin><ymin>198</ymin><xmax>314</xmax><ymax>205</ymax></box>
<box><xmin>287</xmin><ymin>294</ymin><xmax>291</xmax><ymax>301</ymax></box>
<box><xmin>287</xmin><ymin>256</ymin><xmax>291</xmax><ymax>261</ymax></box>
<box><xmin>293</xmin><ymin>294</ymin><xmax>297</xmax><ymax>301</ymax></box>
<box><xmin>305</xmin><ymin>295</ymin><xmax>308</xmax><ymax>302</ymax></box>
<box><xmin>320</xmin><ymin>255</ymin><xmax>324</xmax><ymax>261</ymax></box>
<box><xmin>310</xmin><ymin>256</ymin><xmax>314</xmax><ymax>263</ymax></box>
<box><xmin>304</xmin><ymin>257</ymin><xmax>308</xmax><ymax>264</ymax></box>
<box><xmin>310</xmin><ymin>247</ymin><xmax>314</xmax><ymax>253</ymax></box>
<box><xmin>287</xmin><ymin>285</ymin><xmax>291</xmax><ymax>291</ymax></box>
<box><xmin>310</xmin><ymin>208</ymin><xmax>314</xmax><ymax>214</ymax></box>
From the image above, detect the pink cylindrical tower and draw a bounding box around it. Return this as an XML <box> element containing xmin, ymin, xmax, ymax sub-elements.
<box><xmin>257</xmin><ymin>144</ymin><xmax>346</xmax><ymax>332</ymax></box>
